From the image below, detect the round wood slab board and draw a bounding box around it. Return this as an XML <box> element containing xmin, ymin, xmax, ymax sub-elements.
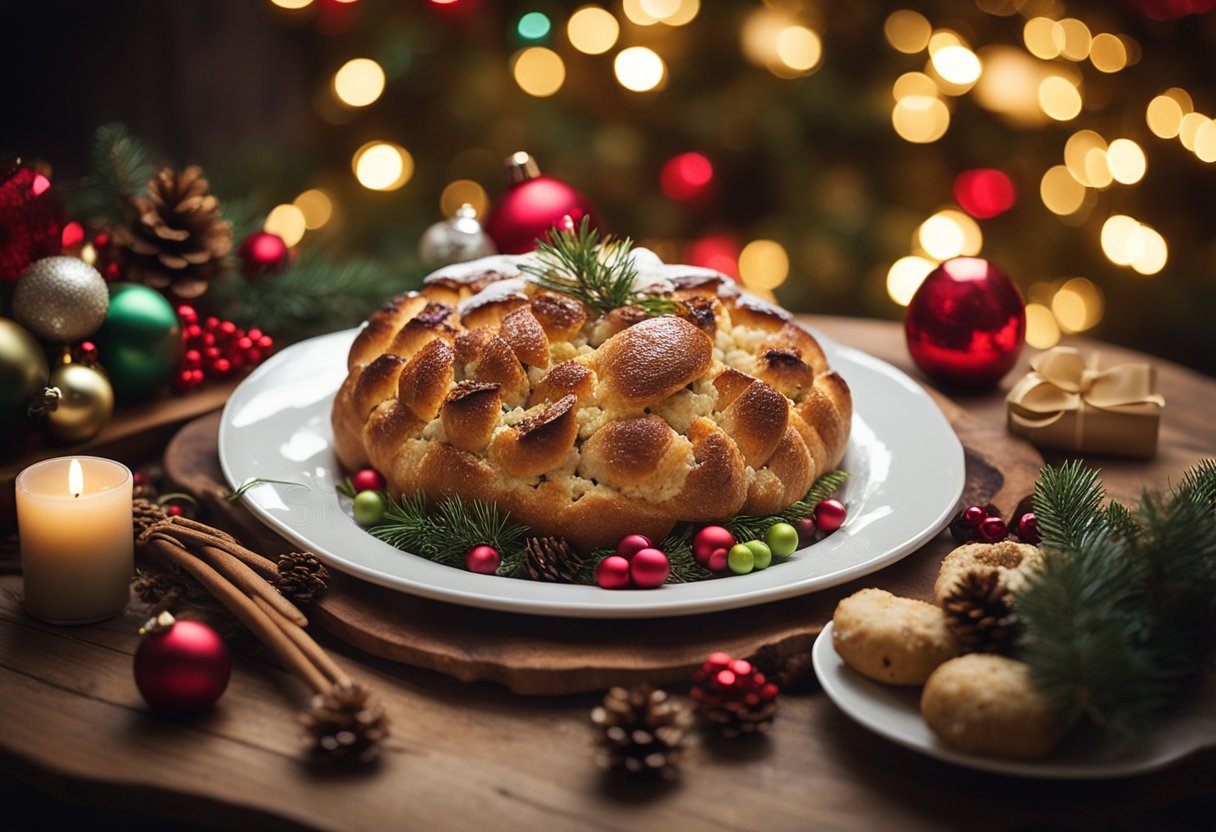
<box><xmin>165</xmin><ymin>395</ymin><xmax>1041</xmax><ymax>695</ymax></box>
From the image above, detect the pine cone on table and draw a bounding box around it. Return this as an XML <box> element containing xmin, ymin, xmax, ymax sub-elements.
<box><xmin>521</xmin><ymin>536</ymin><xmax>584</xmax><ymax>583</ymax></box>
<box><xmin>300</xmin><ymin>680</ymin><xmax>389</xmax><ymax>764</ymax></box>
<box><xmin>942</xmin><ymin>568</ymin><xmax>1020</xmax><ymax>654</ymax></box>
<box><xmin>591</xmin><ymin>685</ymin><xmax>692</xmax><ymax>779</ymax></box>
<box><xmin>113</xmin><ymin>165</ymin><xmax>233</xmax><ymax>299</ymax></box>
<box><xmin>276</xmin><ymin>552</ymin><xmax>330</xmax><ymax>606</ymax></box>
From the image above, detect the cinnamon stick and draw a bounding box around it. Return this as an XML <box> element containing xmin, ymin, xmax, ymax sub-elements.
<box><xmin>163</xmin><ymin>524</ymin><xmax>279</xmax><ymax>582</ymax></box>
<box><xmin>196</xmin><ymin>543</ymin><xmax>308</xmax><ymax>628</ymax></box>
<box><xmin>252</xmin><ymin>595</ymin><xmax>350</xmax><ymax>686</ymax></box>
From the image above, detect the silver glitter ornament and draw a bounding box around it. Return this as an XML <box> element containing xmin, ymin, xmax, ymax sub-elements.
<box><xmin>418</xmin><ymin>203</ymin><xmax>497</xmax><ymax>269</ymax></box>
<box><xmin>12</xmin><ymin>256</ymin><xmax>110</xmax><ymax>343</ymax></box>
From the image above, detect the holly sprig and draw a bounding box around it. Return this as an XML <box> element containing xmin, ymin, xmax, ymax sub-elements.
<box><xmin>519</xmin><ymin>216</ymin><xmax>677</xmax><ymax>318</ymax></box>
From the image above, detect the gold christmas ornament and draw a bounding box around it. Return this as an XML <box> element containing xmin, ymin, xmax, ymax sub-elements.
<box><xmin>0</xmin><ymin>317</ymin><xmax>51</xmax><ymax>446</ymax></box>
<box><xmin>12</xmin><ymin>256</ymin><xmax>109</xmax><ymax>343</ymax></box>
<box><xmin>44</xmin><ymin>357</ymin><xmax>114</xmax><ymax>444</ymax></box>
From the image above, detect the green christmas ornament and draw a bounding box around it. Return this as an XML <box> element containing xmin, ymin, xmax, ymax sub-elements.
<box><xmin>96</xmin><ymin>283</ymin><xmax>182</xmax><ymax>400</ymax></box>
<box><xmin>0</xmin><ymin>317</ymin><xmax>51</xmax><ymax>448</ymax></box>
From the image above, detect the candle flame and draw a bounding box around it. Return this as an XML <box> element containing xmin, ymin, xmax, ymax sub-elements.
<box><xmin>69</xmin><ymin>458</ymin><xmax>83</xmax><ymax>498</ymax></box>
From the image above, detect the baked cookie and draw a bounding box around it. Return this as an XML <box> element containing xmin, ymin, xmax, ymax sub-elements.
<box><xmin>831</xmin><ymin>588</ymin><xmax>960</xmax><ymax>685</ymax></box>
<box><xmin>933</xmin><ymin>541</ymin><xmax>1043</xmax><ymax>606</ymax></box>
<box><xmin>921</xmin><ymin>654</ymin><xmax>1064</xmax><ymax>760</ymax></box>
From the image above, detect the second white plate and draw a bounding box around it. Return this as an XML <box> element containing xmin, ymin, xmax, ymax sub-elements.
<box><xmin>217</xmin><ymin>327</ymin><xmax>964</xmax><ymax>618</ymax></box>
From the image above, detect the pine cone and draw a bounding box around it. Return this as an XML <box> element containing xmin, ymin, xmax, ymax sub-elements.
<box><xmin>591</xmin><ymin>685</ymin><xmax>692</xmax><ymax>779</ymax></box>
<box><xmin>276</xmin><ymin>552</ymin><xmax>330</xmax><ymax>606</ymax></box>
<box><xmin>691</xmin><ymin>652</ymin><xmax>779</xmax><ymax>738</ymax></box>
<box><xmin>300</xmin><ymin>680</ymin><xmax>389</xmax><ymax>764</ymax></box>
<box><xmin>131</xmin><ymin>567</ymin><xmax>190</xmax><ymax>608</ymax></box>
<box><xmin>752</xmin><ymin>644</ymin><xmax>817</xmax><ymax>694</ymax></box>
<box><xmin>942</xmin><ymin>568</ymin><xmax>1020</xmax><ymax>654</ymax></box>
<box><xmin>114</xmin><ymin>165</ymin><xmax>233</xmax><ymax>299</ymax></box>
<box><xmin>521</xmin><ymin>536</ymin><xmax>584</xmax><ymax>583</ymax></box>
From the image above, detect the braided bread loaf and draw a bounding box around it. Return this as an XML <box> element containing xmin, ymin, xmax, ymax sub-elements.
<box><xmin>332</xmin><ymin>251</ymin><xmax>851</xmax><ymax>552</ymax></box>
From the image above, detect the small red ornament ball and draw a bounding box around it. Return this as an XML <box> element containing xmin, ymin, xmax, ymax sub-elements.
<box><xmin>706</xmin><ymin>547</ymin><xmax>730</xmax><ymax>572</ymax></box>
<box><xmin>630</xmin><ymin>547</ymin><xmax>670</xmax><ymax>589</ymax></box>
<box><xmin>905</xmin><ymin>257</ymin><xmax>1026</xmax><ymax>389</ymax></box>
<box><xmin>596</xmin><ymin>555</ymin><xmax>633</xmax><ymax>590</ymax></box>
<box><xmin>351</xmin><ymin>468</ymin><xmax>386</xmax><ymax>493</ymax></box>
<box><xmin>237</xmin><ymin>231</ymin><xmax>289</xmax><ymax>278</ymax></box>
<box><xmin>465</xmin><ymin>544</ymin><xmax>500</xmax><ymax>574</ymax></box>
<box><xmin>795</xmin><ymin>516</ymin><xmax>817</xmax><ymax>546</ymax></box>
<box><xmin>1015</xmin><ymin>512</ymin><xmax>1041</xmax><ymax>545</ymax></box>
<box><xmin>616</xmin><ymin>534</ymin><xmax>652</xmax><ymax>560</ymax></box>
<box><xmin>978</xmin><ymin>515</ymin><xmax>1009</xmax><ymax>543</ymax></box>
<box><xmin>692</xmin><ymin>525</ymin><xmax>735</xmax><ymax>566</ymax></box>
<box><xmin>133</xmin><ymin>615</ymin><xmax>230</xmax><ymax>713</ymax></box>
<box><xmin>484</xmin><ymin>153</ymin><xmax>598</xmax><ymax>254</ymax></box>
<box><xmin>814</xmin><ymin>499</ymin><xmax>847</xmax><ymax>534</ymax></box>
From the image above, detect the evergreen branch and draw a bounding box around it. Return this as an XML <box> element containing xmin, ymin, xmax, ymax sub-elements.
<box><xmin>519</xmin><ymin>216</ymin><xmax>672</xmax><ymax>317</ymax></box>
<box><xmin>723</xmin><ymin>470</ymin><xmax>849</xmax><ymax>543</ymax></box>
<box><xmin>67</xmin><ymin>123</ymin><xmax>156</xmax><ymax>223</ymax></box>
<box><xmin>1103</xmin><ymin>500</ymin><xmax>1137</xmax><ymax>541</ymax></box>
<box><xmin>1175</xmin><ymin>458</ymin><xmax>1216</xmax><ymax>511</ymax></box>
<box><xmin>661</xmin><ymin>534</ymin><xmax>713</xmax><ymax>583</ymax></box>
<box><xmin>370</xmin><ymin>491</ymin><xmax>528</xmax><ymax>569</ymax></box>
<box><xmin>1032</xmin><ymin>459</ymin><xmax>1106</xmax><ymax>552</ymax></box>
<box><xmin>227</xmin><ymin>477</ymin><xmax>305</xmax><ymax>501</ymax></box>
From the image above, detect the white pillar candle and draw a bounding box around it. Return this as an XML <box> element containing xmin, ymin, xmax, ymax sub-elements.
<box><xmin>16</xmin><ymin>456</ymin><xmax>133</xmax><ymax>624</ymax></box>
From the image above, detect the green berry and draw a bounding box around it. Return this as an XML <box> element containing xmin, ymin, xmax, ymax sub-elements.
<box><xmin>727</xmin><ymin>543</ymin><xmax>754</xmax><ymax>574</ymax></box>
<box><xmin>744</xmin><ymin>539</ymin><xmax>772</xmax><ymax>570</ymax></box>
<box><xmin>353</xmin><ymin>490</ymin><xmax>387</xmax><ymax>526</ymax></box>
<box><xmin>765</xmin><ymin>522</ymin><xmax>799</xmax><ymax>558</ymax></box>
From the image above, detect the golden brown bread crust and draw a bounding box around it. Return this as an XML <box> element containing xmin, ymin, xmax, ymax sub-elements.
<box><xmin>333</xmin><ymin>255</ymin><xmax>852</xmax><ymax>551</ymax></box>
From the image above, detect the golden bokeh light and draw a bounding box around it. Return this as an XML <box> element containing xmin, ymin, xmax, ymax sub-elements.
<box><xmin>917</xmin><ymin>210</ymin><xmax>981</xmax><ymax>260</ymax></box>
<box><xmin>1023</xmin><ymin>17</ymin><xmax>1063</xmax><ymax>60</ymax></box>
<box><xmin>1083</xmin><ymin>148</ymin><xmax>1113</xmax><ymax>189</ymax></box>
<box><xmin>1038</xmin><ymin>76</ymin><xmax>1082</xmax><ymax>121</ymax></box>
<box><xmin>1179</xmin><ymin>112</ymin><xmax>1209</xmax><ymax>152</ymax></box>
<box><xmin>1106</xmin><ymin>139</ymin><xmax>1146</xmax><ymax>184</ymax></box>
<box><xmin>738</xmin><ymin>240</ymin><xmax>790</xmax><ymax>290</ymax></box>
<box><xmin>270</xmin><ymin>0</ymin><xmax>313</xmax><ymax>9</ymax></box>
<box><xmin>1100</xmin><ymin>215</ymin><xmax>1142</xmax><ymax>265</ymax></box>
<box><xmin>293</xmin><ymin>188</ymin><xmax>333</xmax><ymax>231</ymax></box>
<box><xmin>775</xmin><ymin>26</ymin><xmax>823</xmax><ymax>74</ymax></box>
<box><xmin>972</xmin><ymin>46</ymin><xmax>1049</xmax><ymax>127</ymax></box>
<box><xmin>927</xmin><ymin>30</ymin><xmax>966</xmax><ymax>56</ymax></box>
<box><xmin>930</xmin><ymin>45</ymin><xmax>981</xmax><ymax>85</ymax></box>
<box><xmin>893</xmin><ymin>72</ymin><xmax>938</xmax><ymax>100</ymax></box>
<box><xmin>886</xmin><ymin>256</ymin><xmax>936</xmax><ymax>306</ymax></box>
<box><xmin>567</xmin><ymin>6</ymin><xmax>620</xmax><ymax>55</ymax></box>
<box><xmin>1089</xmin><ymin>33</ymin><xmax>1127</xmax><ymax>73</ymax></box>
<box><xmin>439</xmin><ymin>179</ymin><xmax>489</xmax><ymax>218</ymax></box>
<box><xmin>1057</xmin><ymin>18</ymin><xmax>1092</xmax><ymax>61</ymax></box>
<box><xmin>1132</xmin><ymin>227</ymin><xmax>1168</xmax><ymax>275</ymax></box>
<box><xmin>663</xmin><ymin>0</ymin><xmax>699</xmax><ymax>26</ymax></box>
<box><xmin>884</xmin><ymin>10</ymin><xmax>932</xmax><ymax>54</ymax></box>
<box><xmin>1025</xmin><ymin>303</ymin><xmax>1061</xmax><ymax>349</ymax></box>
<box><xmin>352</xmin><ymin>141</ymin><xmax>414</xmax><ymax>192</ymax></box>
<box><xmin>892</xmin><ymin>96</ymin><xmax>950</xmax><ymax>143</ymax></box>
<box><xmin>742</xmin><ymin>9</ymin><xmax>784</xmax><ymax>68</ymax></box>
<box><xmin>333</xmin><ymin>58</ymin><xmax>386</xmax><ymax>108</ymax></box>
<box><xmin>1146</xmin><ymin>94</ymin><xmax>1185</xmax><ymax>139</ymax></box>
<box><xmin>512</xmin><ymin>47</ymin><xmax>566</xmax><ymax>97</ymax></box>
<box><xmin>1194</xmin><ymin>120</ymin><xmax>1216</xmax><ymax>163</ymax></box>
<box><xmin>264</xmin><ymin>204</ymin><xmax>307</xmax><ymax>248</ymax></box>
<box><xmin>622</xmin><ymin>0</ymin><xmax>659</xmax><ymax>25</ymax></box>
<box><xmin>1164</xmin><ymin>87</ymin><xmax>1195</xmax><ymax>112</ymax></box>
<box><xmin>614</xmin><ymin>47</ymin><xmax>666</xmax><ymax>92</ymax></box>
<box><xmin>1040</xmin><ymin>165</ymin><xmax>1087</xmax><ymax>215</ymax></box>
<box><xmin>1052</xmin><ymin>277</ymin><xmax>1104</xmax><ymax>333</ymax></box>
<box><xmin>639</xmin><ymin>0</ymin><xmax>680</xmax><ymax>18</ymax></box>
<box><xmin>1064</xmin><ymin>130</ymin><xmax>1107</xmax><ymax>186</ymax></box>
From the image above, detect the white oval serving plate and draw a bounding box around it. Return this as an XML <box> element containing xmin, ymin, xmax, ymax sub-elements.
<box><xmin>218</xmin><ymin>326</ymin><xmax>964</xmax><ymax>618</ymax></box>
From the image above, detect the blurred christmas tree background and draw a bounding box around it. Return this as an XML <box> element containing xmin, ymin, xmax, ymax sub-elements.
<box><xmin>4</xmin><ymin>0</ymin><xmax>1215</xmax><ymax>372</ymax></box>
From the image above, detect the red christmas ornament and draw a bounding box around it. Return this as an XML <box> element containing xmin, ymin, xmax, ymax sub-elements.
<box><xmin>616</xmin><ymin>534</ymin><xmax>652</xmax><ymax>560</ymax></box>
<box><xmin>814</xmin><ymin>499</ymin><xmax>847</xmax><ymax>534</ymax></box>
<box><xmin>706</xmin><ymin>547</ymin><xmax>730</xmax><ymax>572</ymax></box>
<box><xmin>795</xmin><ymin>516</ymin><xmax>816</xmax><ymax>546</ymax></box>
<box><xmin>133</xmin><ymin>612</ymin><xmax>230</xmax><ymax>712</ymax></box>
<box><xmin>692</xmin><ymin>526</ymin><xmax>735</xmax><ymax>566</ymax></box>
<box><xmin>0</xmin><ymin>161</ymin><xmax>65</xmax><ymax>282</ymax></box>
<box><xmin>351</xmin><ymin>468</ymin><xmax>386</xmax><ymax>493</ymax></box>
<box><xmin>690</xmin><ymin>652</ymin><xmax>780</xmax><ymax>737</ymax></box>
<box><xmin>978</xmin><ymin>515</ymin><xmax>1009</xmax><ymax>543</ymax></box>
<box><xmin>484</xmin><ymin>153</ymin><xmax>598</xmax><ymax>254</ymax></box>
<box><xmin>465</xmin><ymin>544</ymin><xmax>501</xmax><ymax>574</ymax></box>
<box><xmin>596</xmin><ymin>555</ymin><xmax>633</xmax><ymax>589</ymax></box>
<box><xmin>238</xmin><ymin>230</ymin><xmax>290</xmax><ymax>278</ymax></box>
<box><xmin>629</xmin><ymin>548</ymin><xmax>670</xmax><ymax>589</ymax></box>
<box><xmin>905</xmin><ymin>257</ymin><xmax>1026</xmax><ymax>389</ymax></box>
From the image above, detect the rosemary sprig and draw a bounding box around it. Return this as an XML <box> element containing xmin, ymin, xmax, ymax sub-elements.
<box><xmin>519</xmin><ymin>216</ymin><xmax>677</xmax><ymax>317</ymax></box>
<box><xmin>227</xmin><ymin>477</ymin><xmax>306</xmax><ymax>501</ymax></box>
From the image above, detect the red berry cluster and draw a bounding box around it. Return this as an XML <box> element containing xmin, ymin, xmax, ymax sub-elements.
<box><xmin>949</xmin><ymin>496</ymin><xmax>1040</xmax><ymax>545</ymax></box>
<box><xmin>690</xmin><ymin>652</ymin><xmax>779</xmax><ymax>730</ymax></box>
<box><xmin>175</xmin><ymin>305</ymin><xmax>274</xmax><ymax>392</ymax></box>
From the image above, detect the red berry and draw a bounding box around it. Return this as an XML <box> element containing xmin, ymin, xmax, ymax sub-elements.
<box><xmin>629</xmin><ymin>548</ymin><xmax>670</xmax><ymax>589</ymax></box>
<box><xmin>596</xmin><ymin>555</ymin><xmax>632</xmax><ymax>589</ymax></box>
<box><xmin>963</xmin><ymin>505</ymin><xmax>986</xmax><ymax>524</ymax></box>
<box><xmin>706</xmin><ymin>547</ymin><xmax>730</xmax><ymax>572</ymax></box>
<box><xmin>814</xmin><ymin>499</ymin><xmax>847</xmax><ymax>534</ymax></box>
<box><xmin>166</xmin><ymin>505</ymin><xmax>184</xmax><ymax>517</ymax></box>
<box><xmin>1015</xmin><ymin>512</ymin><xmax>1041</xmax><ymax>545</ymax></box>
<box><xmin>978</xmin><ymin>515</ymin><xmax>1008</xmax><ymax>543</ymax></box>
<box><xmin>616</xmin><ymin>534</ymin><xmax>652</xmax><ymax>560</ymax></box>
<box><xmin>464</xmin><ymin>545</ymin><xmax>500</xmax><ymax>574</ymax></box>
<box><xmin>795</xmin><ymin>516</ymin><xmax>816</xmax><ymax>546</ymax></box>
<box><xmin>692</xmin><ymin>525</ymin><xmax>735</xmax><ymax>566</ymax></box>
<box><xmin>351</xmin><ymin>468</ymin><xmax>386</xmax><ymax>493</ymax></box>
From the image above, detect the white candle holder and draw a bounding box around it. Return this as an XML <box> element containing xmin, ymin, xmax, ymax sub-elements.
<box><xmin>16</xmin><ymin>456</ymin><xmax>133</xmax><ymax>624</ymax></box>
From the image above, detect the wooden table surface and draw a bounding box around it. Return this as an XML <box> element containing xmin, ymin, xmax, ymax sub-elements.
<box><xmin>2</xmin><ymin>316</ymin><xmax>1215</xmax><ymax>832</ymax></box>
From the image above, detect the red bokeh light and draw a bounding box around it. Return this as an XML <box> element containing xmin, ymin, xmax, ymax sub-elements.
<box><xmin>953</xmin><ymin>169</ymin><xmax>1017</xmax><ymax>220</ymax></box>
<box><xmin>684</xmin><ymin>234</ymin><xmax>739</xmax><ymax>279</ymax></box>
<box><xmin>61</xmin><ymin>221</ymin><xmax>85</xmax><ymax>248</ymax></box>
<box><xmin>660</xmin><ymin>152</ymin><xmax>714</xmax><ymax>201</ymax></box>
<box><xmin>31</xmin><ymin>174</ymin><xmax>51</xmax><ymax>196</ymax></box>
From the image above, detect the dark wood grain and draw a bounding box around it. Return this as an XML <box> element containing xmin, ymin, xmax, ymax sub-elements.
<box><xmin>1</xmin><ymin>316</ymin><xmax>1214</xmax><ymax>832</ymax></box>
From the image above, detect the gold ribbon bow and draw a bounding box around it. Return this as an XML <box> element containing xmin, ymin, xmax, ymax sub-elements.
<box><xmin>1006</xmin><ymin>347</ymin><xmax>1164</xmax><ymax>454</ymax></box>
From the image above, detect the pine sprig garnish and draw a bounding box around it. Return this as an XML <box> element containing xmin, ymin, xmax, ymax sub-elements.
<box><xmin>1175</xmin><ymin>457</ymin><xmax>1216</xmax><ymax>509</ymax></box>
<box><xmin>724</xmin><ymin>470</ymin><xmax>849</xmax><ymax>543</ymax></box>
<box><xmin>67</xmin><ymin>122</ymin><xmax>157</xmax><ymax>223</ymax></box>
<box><xmin>1016</xmin><ymin>460</ymin><xmax>1216</xmax><ymax>736</ymax></box>
<box><xmin>371</xmin><ymin>491</ymin><xmax>527</xmax><ymax>570</ymax></box>
<box><xmin>661</xmin><ymin>534</ymin><xmax>713</xmax><ymax>583</ymax></box>
<box><xmin>519</xmin><ymin>216</ymin><xmax>677</xmax><ymax>317</ymax></box>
